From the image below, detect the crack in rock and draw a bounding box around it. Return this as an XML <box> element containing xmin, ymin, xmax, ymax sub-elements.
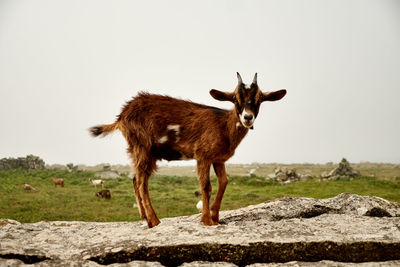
<box><xmin>0</xmin><ymin>253</ymin><xmax>50</xmax><ymax>264</ymax></box>
<box><xmin>89</xmin><ymin>241</ymin><xmax>400</xmax><ymax>267</ymax></box>
<box><xmin>364</xmin><ymin>207</ymin><xmax>393</xmax><ymax>217</ymax></box>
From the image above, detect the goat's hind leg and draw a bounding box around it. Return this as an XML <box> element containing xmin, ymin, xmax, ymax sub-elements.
<box><xmin>135</xmin><ymin>159</ymin><xmax>160</xmax><ymax>228</ymax></box>
<box><xmin>132</xmin><ymin>174</ymin><xmax>146</xmax><ymax>220</ymax></box>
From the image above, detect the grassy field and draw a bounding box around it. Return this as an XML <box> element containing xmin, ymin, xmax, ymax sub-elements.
<box><xmin>73</xmin><ymin>161</ymin><xmax>400</xmax><ymax>180</ymax></box>
<box><xmin>0</xmin><ymin>169</ymin><xmax>399</xmax><ymax>223</ymax></box>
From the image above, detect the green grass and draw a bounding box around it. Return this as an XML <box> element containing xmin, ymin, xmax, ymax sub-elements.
<box><xmin>0</xmin><ymin>169</ymin><xmax>399</xmax><ymax>223</ymax></box>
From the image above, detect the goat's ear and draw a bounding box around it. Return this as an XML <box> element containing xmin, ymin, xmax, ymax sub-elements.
<box><xmin>261</xmin><ymin>89</ymin><xmax>287</xmax><ymax>102</ymax></box>
<box><xmin>210</xmin><ymin>89</ymin><xmax>234</xmax><ymax>102</ymax></box>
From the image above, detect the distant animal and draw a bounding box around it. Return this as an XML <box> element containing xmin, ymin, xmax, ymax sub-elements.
<box><xmin>249</xmin><ymin>168</ymin><xmax>257</xmax><ymax>177</ymax></box>
<box><xmin>52</xmin><ymin>177</ymin><xmax>64</xmax><ymax>187</ymax></box>
<box><xmin>89</xmin><ymin>178</ymin><xmax>104</xmax><ymax>188</ymax></box>
<box><xmin>90</xmin><ymin>72</ymin><xmax>286</xmax><ymax>228</ymax></box>
<box><xmin>23</xmin><ymin>184</ymin><xmax>36</xmax><ymax>191</ymax></box>
<box><xmin>194</xmin><ymin>191</ymin><xmax>201</xmax><ymax>197</ymax></box>
<box><xmin>96</xmin><ymin>189</ymin><xmax>111</xmax><ymax>199</ymax></box>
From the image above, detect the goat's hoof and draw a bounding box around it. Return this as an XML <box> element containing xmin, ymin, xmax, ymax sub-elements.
<box><xmin>201</xmin><ymin>218</ymin><xmax>218</xmax><ymax>226</ymax></box>
<box><xmin>147</xmin><ymin>218</ymin><xmax>161</xmax><ymax>228</ymax></box>
<box><xmin>211</xmin><ymin>215</ymin><xmax>219</xmax><ymax>223</ymax></box>
<box><xmin>203</xmin><ymin>221</ymin><xmax>218</xmax><ymax>226</ymax></box>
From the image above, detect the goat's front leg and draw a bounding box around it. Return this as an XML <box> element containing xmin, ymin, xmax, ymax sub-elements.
<box><xmin>211</xmin><ymin>162</ymin><xmax>228</xmax><ymax>223</ymax></box>
<box><xmin>197</xmin><ymin>160</ymin><xmax>217</xmax><ymax>226</ymax></box>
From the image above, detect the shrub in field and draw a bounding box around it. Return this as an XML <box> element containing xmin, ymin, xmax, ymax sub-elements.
<box><xmin>0</xmin><ymin>155</ymin><xmax>45</xmax><ymax>170</ymax></box>
<box><xmin>66</xmin><ymin>163</ymin><xmax>78</xmax><ymax>172</ymax></box>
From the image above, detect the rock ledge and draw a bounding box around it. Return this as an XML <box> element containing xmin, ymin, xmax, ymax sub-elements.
<box><xmin>1</xmin><ymin>193</ymin><xmax>399</xmax><ymax>266</ymax></box>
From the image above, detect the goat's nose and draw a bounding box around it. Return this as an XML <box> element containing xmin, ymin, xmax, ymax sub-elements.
<box><xmin>244</xmin><ymin>114</ymin><xmax>253</xmax><ymax>121</ymax></box>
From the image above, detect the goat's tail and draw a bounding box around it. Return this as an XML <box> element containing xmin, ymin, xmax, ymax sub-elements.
<box><xmin>89</xmin><ymin>121</ymin><xmax>120</xmax><ymax>137</ymax></box>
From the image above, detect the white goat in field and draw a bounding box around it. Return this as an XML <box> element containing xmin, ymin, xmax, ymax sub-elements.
<box><xmin>89</xmin><ymin>178</ymin><xmax>104</xmax><ymax>188</ymax></box>
<box><xmin>24</xmin><ymin>183</ymin><xmax>36</xmax><ymax>191</ymax></box>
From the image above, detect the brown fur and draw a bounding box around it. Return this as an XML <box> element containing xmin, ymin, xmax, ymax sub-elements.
<box><xmin>52</xmin><ymin>177</ymin><xmax>64</xmax><ymax>187</ymax></box>
<box><xmin>96</xmin><ymin>189</ymin><xmax>111</xmax><ymax>199</ymax></box>
<box><xmin>90</xmin><ymin>73</ymin><xmax>286</xmax><ymax>228</ymax></box>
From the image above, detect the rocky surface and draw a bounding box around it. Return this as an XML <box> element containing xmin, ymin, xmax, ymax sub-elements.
<box><xmin>267</xmin><ymin>167</ymin><xmax>311</xmax><ymax>184</ymax></box>
<box><xmin>321</xmin><ymin>158</ymin><xmax>360</xmax><ymax>180</ymax></box>
<box><xmin>1</xmin><ymin>193</ymin><xmax>399</xmax><ymax>266</ymax></box>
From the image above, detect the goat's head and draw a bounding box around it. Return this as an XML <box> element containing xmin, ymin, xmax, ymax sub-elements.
<box><xmin>210</xmin><ymin>72</ymin><xmax>286</xmax><ymax>129</ymax></box>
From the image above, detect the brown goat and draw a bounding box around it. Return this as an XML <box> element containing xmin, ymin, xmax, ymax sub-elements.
<box><xmin>52</xmin><ymin>177</ymin><xmax>64</xmax><ymax>187</ymax></box>
<box><xmin>96</xmin><ymin>189</ymin><xmax>111</xmax><ymax>199</ymax></box>
<box><xmin>90</xmin><ymin>73</ymin><xmax>286</xmax><ymax>228</ymax></box>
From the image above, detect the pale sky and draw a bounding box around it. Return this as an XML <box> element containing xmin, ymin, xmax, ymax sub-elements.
<box><xmin>0</xmin><ymin>0</ymin><xmax>399</xmax><ymax>166</ymax></box>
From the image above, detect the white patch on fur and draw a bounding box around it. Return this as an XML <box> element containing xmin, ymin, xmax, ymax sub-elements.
<box><xmin>196</xmin><ymin>200</ymin><xmax>203</xmax><ymax>212</ymax></box>
<box><xmin>236</xmin><ymin>122</ymin><xmax>241</xmax><ymax>128</ymax></box>
<box><xmin>245</xmin><ymin>84</ymin><xmax>252</xmax><ymax>90</ymax></box>
<box><xmin>239</xmin><ymin>109</ymin><xmax>255</xmax><ymax>129</ymax></box>
<box><xmin>158</xmin><ymin>135</ymin><xmax>168</xmax><ymax>143</ymax></box>
<box><xmin>167</xmin><ymin>124</ymin><xmax>180</xmax><ymax>133</ymax></box>
<box><xmin>166</xmin><ymin>124</ymin><xmax>180</xmax><ymax>142</ymax></box>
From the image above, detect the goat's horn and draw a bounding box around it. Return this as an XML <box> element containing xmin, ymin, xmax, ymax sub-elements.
<box><xmin>252</xmin><ymin>73</ymin><xmax>258</xmax><ymax>85</ymax></box>
<box><xmin>236</xmin><ymin>72</ymin><xmax>243</xmax><ymax>84</ymax></box>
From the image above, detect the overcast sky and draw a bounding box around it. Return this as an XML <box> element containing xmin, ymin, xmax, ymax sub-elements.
<box><xmin>0</xmin><ymin>0</ymin><xmax>399</xmax><ymax>166</ymax></box>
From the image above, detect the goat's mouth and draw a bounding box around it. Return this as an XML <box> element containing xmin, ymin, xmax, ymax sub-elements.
<box><xmin>240</xmin><ymin>119</ymin><xmax>255</xmax><ymax>129</ymax></box>
<box><xmin>239</xmin><ymin>110</ymin><xmax>255</xmax><ymax>129</ymax></box>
